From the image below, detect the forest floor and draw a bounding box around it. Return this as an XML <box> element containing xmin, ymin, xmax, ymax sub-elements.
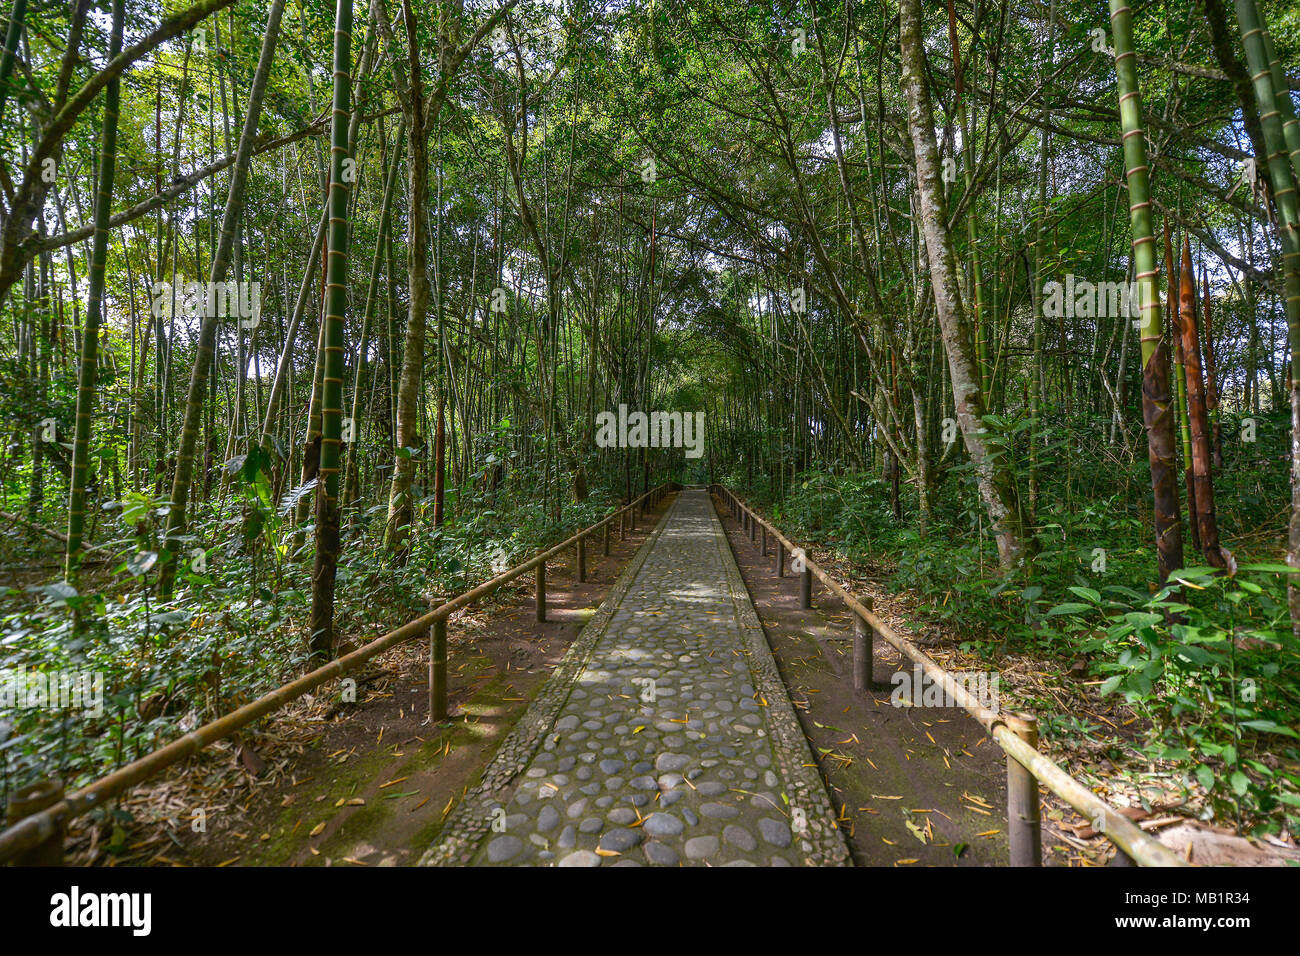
<box><xmin>37</xmin><ymin>488</ymin><xmax>1298</xmax><ymax>867</ymax></box>
<box><xmin>65</xmin><ymin>497</ymin><xmax>673</xmax><ymax>867</ymax></box>
<box><xmin>727</xmin><ymin>502</ymin><xmax>1300</xmax><ymax>867</ymax></box>
<box><xmin>717</xmin><ymin>503</ymin><xmax>1037</xmax><ymax>866</ymax></box>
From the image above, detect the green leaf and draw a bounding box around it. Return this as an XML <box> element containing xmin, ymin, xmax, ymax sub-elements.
<box><xmin>1046</xmin><ymin>602</ymin><xmax>1094</xmax><ymax>616</ymax></box>
<box><xmin>1229</xmin><ymin>771</ymin><xmax>1250</xmax><ymax>797</ymax></box>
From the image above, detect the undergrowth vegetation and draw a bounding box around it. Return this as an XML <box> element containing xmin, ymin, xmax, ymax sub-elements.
<box><xmin>735</xmin><ymin>408</ymin><xmax>1300</xmax><ymax>836</ymax></box>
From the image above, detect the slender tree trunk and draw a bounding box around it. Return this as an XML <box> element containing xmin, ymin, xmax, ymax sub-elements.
<box><xmin>1234</xmin><ymin>0</ymin><xmax>1300</xmax><ymax>633</ymax></box>
<box><xmin>1179</xmin><ymin>236</ymin><xmax>1226</xmax><ymax>568</ymax></box>
<box><xmin>898</xmin><ymin>0</ymin><xmax>1027</xmax><ymax>570</ymax></box>
<box><xmin>160</xmin><ymin>0</ymin><xmax>285</xmax><ymax>594</ymax></box>
<box><xmin>307</xmin><ymin>0</ymin><xmax>354</xmax><ymax>657</ymax></box>
<box><xmin>64</xmin><ymin>0</ymin><xmax>124</xmax><ymax>578</ymax></box>
<box><xmin>1166</xmin><ymin>223</ymin><xmax>1199</xmax><ymax>554</ymax></box>
<box><xmin>1110</xmin><ymin>0</ymin><xmax>1184</xmax><ymax>583</ymax></box>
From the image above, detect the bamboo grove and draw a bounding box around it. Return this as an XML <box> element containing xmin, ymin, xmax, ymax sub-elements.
<box><xmin>1</xmin><ymin>0</ymin><xmax>1298</xmax><ymax>834</ymax></box>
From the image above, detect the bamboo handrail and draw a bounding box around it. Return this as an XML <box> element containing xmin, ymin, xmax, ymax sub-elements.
<box><xmin>711</xmin><ymin>484</ymin><xmax>1186</xmax><ymax>868</ymax></box>
<box><xmin>0</xmin><ymin>483</ymin><xmax>678</xmax><ymax>863</ymax></box>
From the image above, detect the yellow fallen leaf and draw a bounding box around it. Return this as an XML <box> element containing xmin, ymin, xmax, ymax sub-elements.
<box><xmin>310</xmin><ymin>822</ymin><xmax>326</xmax><ymax>837</ymax></box>
<box><xmin>595</xmin><ymin>848</ymin><xmax>621</xmax><ymax>857</ymax></box>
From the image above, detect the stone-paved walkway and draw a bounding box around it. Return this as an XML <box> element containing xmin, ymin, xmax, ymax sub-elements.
<box><xmin>421</xmin><ymin>489</ymin><xmax>850</xmax><ymax>867</ymax></box>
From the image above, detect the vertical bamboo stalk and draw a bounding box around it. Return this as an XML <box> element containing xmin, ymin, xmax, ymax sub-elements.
<box><xmin>535</xmin><ymin>553</ymin><xmax>547</xmax><ymax>623</ymax></box>
<box><xmin>1005</xmin><ymin>713</ymin><xmax>1042</xmax><ymax>866</ymax></box>
<box><xmin>429</xmin><ymin>618</ymin><xmax>447</xmax><ymax>721</ymax></box>
<box><xmin>852</xmin><ymin>611</ymin><xmax>874</xmax><ymax>694</ymax></box>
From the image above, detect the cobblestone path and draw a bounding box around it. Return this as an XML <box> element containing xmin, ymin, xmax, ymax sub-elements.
<box><xmin>421</xmin><ymin>489</ymin><xmax>850</xmax><ymax>867</ymax></box>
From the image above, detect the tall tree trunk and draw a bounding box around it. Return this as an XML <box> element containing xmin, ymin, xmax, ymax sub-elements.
<box><xmin>1109</xmin><ymin>0</ymin><xmax>1184</xmax><ymax>583</ymax></box>
<box><xmin>64</xmin><ymin>0</ymin><xmax>124</xmax><ymax>578</ymax></box>
<box><xmin>160</xmin><ymin>0</ymin><xmax>285</xmax><ymax>594</ymax></box>
<box><xmin>0</xmin><ymin>0</ymin><xmax>27</xmax><ymax>124</ymax></box>
<box><xmin>432</xmin><ymin>397</ymin><xmax>445</xmax><ymax>527</ymax></box>
<box><xmin>1202</xmin><ymin>268</ymin><xmax>1224</xmax><ymax>470</ymax></box>
<box><xmin>307</xmin><ymin>0</ymin><xmax>354</xmax><ymax>657</ymax></box>
<box><xmin>1234</xmin><ymin>0</ymin><xmax>1300</xmax><ymax>634</ymax></box>
<box><xmin>898</xmin><ymin>0</ymin><xmax>1028</xmax><ymax>570</ymax></box>
<box><xmin>381</xmin><ymin>0</ymin><xmax>430</xmax><ymax>559</ymax></box>
<box><xmin>1166</xmin><ymin>223</ymin><xmax>1199</xmax><ymax>554</ymax></box>
<box><xmin>1179</xmin><ymin>236</ymin><xmax>1226</xmax><ymax>568</ymax></box>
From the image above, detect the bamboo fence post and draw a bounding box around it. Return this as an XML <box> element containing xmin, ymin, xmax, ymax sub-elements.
<box><xmin>429</xmin><ymin>618</ymin><xmax>447</xmax><ymax>721</ymax></box>
<box><xmin>535</xmin><ymin>550</ymin><xmax>547</xmax><ymax>623</ymax></box>
<box><xmin>853</xmin><ymin>610</ymin><xmax>874</xmax><ymax>694</ymax></box>
<box><xmin>1005</xmin><ymin>713</ymin><xmax>1042</xmax><ymax>866</ymax></box>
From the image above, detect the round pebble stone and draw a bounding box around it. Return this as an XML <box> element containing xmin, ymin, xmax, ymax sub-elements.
<box><xmin>557</xmin><ymin>826</ymin><xmax>577</xmax><ymax>849</ymax></box>
<box><xmin>682</xmin><ymin>808</ymin><xmax>699</xmax><ymax>826</ymax></box>
<box><xmin>723</xmin><ymin>824</ymin><xmax>758</xmax><ymax>851</ymax></box>
<box><xmin>699</xmin><ymin>802</ymin><xmax>739</xmax><ymax>819</ymax></box>
<box><xmin>684</xmin><ymin>835</ymin><xmax>719</xmax><ymax>859</ymax></box>
<box><xmin>758</xmin><ymin>818</ymin><xmax>793</xmax><ymax>847</ymax></box>
<box><xmin>641</xmin><ymin>812</ymin><xmax>684</xmax><ymax>837</ymax></box>
<box><xmin>537</xmin><ymin>805</ymin><xmax>561</xmax><ymax>832</ymax></box>
<box><xmin>655</xmin><ymin>753</ymin><xmax>690</xmax><ymax>772</ymax></box>
<box><xmin>558</xmin><ymin>850</ymin><xmax>601</xmax><ymax>867</ymax></box>
<box><xmin>643</xmin><ymin>841</ymin><xmax>679</xmax><ymax>865</ymax></box>
<box><xmin>487</xmin><ymin>836</ymin><xmax>524</xmax><ymax>862</ymax></box>
<box><xmin>579</xmin><ymin>817</ymin><xmax>603</xmax><ymax>834</ymax></box>
<box><xmin>607</xmin><ymin>807</ymin><xmax>638</xmax><ymax>825</ymax></box>
<box><xmin>599</xmin><ymin>828</ymin><xmax>644</xmax><ymax>852</ymax></box>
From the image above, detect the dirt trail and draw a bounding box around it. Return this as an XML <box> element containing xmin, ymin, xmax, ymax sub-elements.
<box><xmin>716</xmin><ymin>497</ymin><xmax>1033</xmax><ymax>866</ymax></box>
